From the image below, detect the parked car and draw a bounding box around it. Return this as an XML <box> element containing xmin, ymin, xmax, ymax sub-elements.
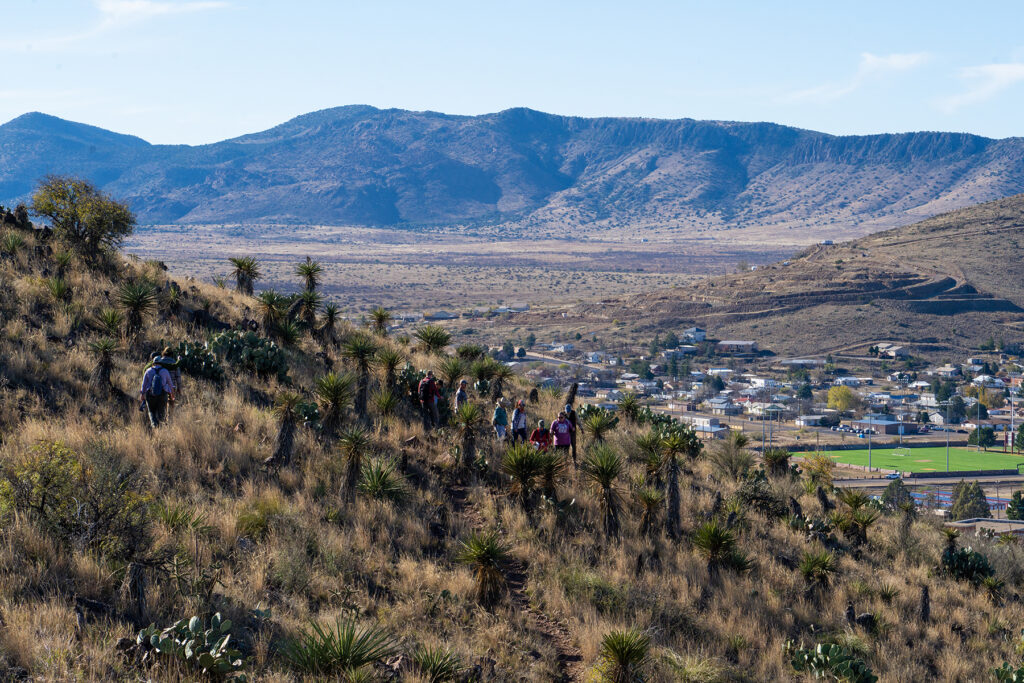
<box><xmin>884</xmin><ymin>472</ymin><xmax>902</xmax><ymax>480</ymax></box>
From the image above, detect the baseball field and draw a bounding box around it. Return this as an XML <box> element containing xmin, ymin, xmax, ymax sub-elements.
<box><xmin>818</xmin><ymin>446</ymin><xmax>1024</xmax><ymax>472</ymax></box>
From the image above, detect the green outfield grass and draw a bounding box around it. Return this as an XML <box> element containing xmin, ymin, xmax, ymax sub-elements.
<box><xmin>813</xmin><ymin>446</ymin><xmax>1024</xmax><ymax>472</ymax></box>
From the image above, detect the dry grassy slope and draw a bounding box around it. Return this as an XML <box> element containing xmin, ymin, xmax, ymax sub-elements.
<box><xmin>4</xmin><ymin>230</ymin><xmax>1024</xmax><ymax>681</ymax></box>
<box><xmin>580</xmin><ymin>193</ymin><xmax>1024</xmax><ymax>356</ymax></box>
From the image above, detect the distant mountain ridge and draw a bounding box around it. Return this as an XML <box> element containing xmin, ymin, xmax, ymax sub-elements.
<box><xmin>2</xmin><ymin>106</ymin><xmax>1024</xmax><ymax>235</ymax></box>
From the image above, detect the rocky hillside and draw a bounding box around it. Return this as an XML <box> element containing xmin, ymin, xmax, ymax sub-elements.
<box><xmin>2</xmin><ymin>107</ymin><xmax>1024</xmax><ymax>236</ymax></box>
<box><xmin>4</xmin><ymin>205</ymin><xmax>1024</xmax><ymax>681</ymax></box>
<box><xmin>561</xmin><ymin>193</ymin><xmax>1024</xmax><ymax>357</ymax></box>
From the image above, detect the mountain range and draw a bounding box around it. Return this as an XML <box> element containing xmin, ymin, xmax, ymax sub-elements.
<box><xmin>2</xmin><ymin>106</ymin><xmax>1024</xmax><ymax>236</ymax></box>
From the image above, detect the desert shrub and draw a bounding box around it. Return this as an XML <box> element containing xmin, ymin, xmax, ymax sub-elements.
<box><xmin>0</xmin><ymin>440</ymin><xmax>151</xmax><ymax>559</ymax></box>
<box><xmin>210</xmin><ymin>330</ymin><xmax>288</xmax><ymax>381</ymax></box>
<box><xmin>135</xmin><ymin>613</ymin><xmax>247</xmax><ymax>680</ymax></box>
<box><xmin>282</xmin><ymin>617</ymin><xmax>399</xmax><ymax>676</ymax></box>
<box><xmin>174</xmin><ymin>340</ymin><xmax>225</xmax><ymax>382</ymax></box>
<box><xmin>357</xmin><ymin>458</ymin><xmax>406</xmax><ymax>503</ymax></box>
<box><xmin>942</xmin><ymin>545</ymin><xmax>995</xmax><ymax>585</ymax></box>
<box><xmin>411</xmin><ymin>645</ymin><xmax>464</xmax><ymax>682</ymax></box>
<box><xmin>559</xmin><ymin>568</ymin><xmax>627</xmax><ymax>615</ymax></box>
<box><xmin>235</xmin><ymin>494</ymin><xmax>286</xmax><ymax>539</ymax></box>
<box><xmin>735</xmin><ymin>469</ymin><xmax>788</xmax><ymax>519</ymax></box>
<box><xmin>784</xmin><ymin>640</ymin><xmax>877</xmax><ymax>682</ymax></box>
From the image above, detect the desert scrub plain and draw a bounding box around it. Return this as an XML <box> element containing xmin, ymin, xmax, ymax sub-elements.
<box><xmin>3</xmin><ymin>223</ymin><xmax>1024</xmax><ymax>682</ymax></box>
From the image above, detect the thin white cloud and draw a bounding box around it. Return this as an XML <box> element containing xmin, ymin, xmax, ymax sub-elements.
<box><xmin>96</xmin><ymin>0</ymin><xmax>229</xmax><ymax>22</ymax></box>
<box><xmin>939</xmin><ymin>62</ymin><xmax>1024</xmax><ymax>112</ymax></box>
<box><xmin>781</xmin><ymin>52</ymin><xmax>931</xmax><ymax>104</ymax></box>
<box><xmin>6</xmin><ymin>0</ymin><xmax>227</xmax><ymax>53</ymax></box>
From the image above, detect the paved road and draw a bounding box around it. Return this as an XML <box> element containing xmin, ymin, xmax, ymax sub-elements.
<box><xmin>836</xmin><ymin>474</ymin><xmax>1024</xmax><ymax>488</ymax></box>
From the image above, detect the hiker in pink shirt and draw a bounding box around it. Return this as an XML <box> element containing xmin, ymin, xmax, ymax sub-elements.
<box><xmin>551</xmin><ymin>411</ymin><xmax>573</xmax><ymax>461</ymax></box>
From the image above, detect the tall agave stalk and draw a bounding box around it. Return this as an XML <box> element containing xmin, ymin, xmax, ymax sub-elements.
<box><xmin>228</xmin><ymin>256</ymin><xmax>260</xmax><ymax>295</ymax></box>
<box><xmin>343</xmin><ymin>333</ymin><xmax>380</xmax><ymax>421</ymax></box>
<box><xmin>269</xmin><ymin>392</ymin><xmax>302</xmax><ymax>467</ymax></box>
<box><xmin>88</xmin><ymin>338</ymin><xmax>117</xmax><ymax>397</ymax></box>
<box><xmin>453</xmin><ymin>403</ymin><xmax>483</xmax><ymax>470</ymax></box>
<box><xmin>340</xmin><ymin>427</ymin><xmax>372</xmax><ymax>503</ymax></box>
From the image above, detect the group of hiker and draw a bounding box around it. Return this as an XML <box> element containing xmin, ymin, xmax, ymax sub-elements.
<box><xmin>139</xmin><ymin>347</ymin><xmax>180</xmax><ymax>428</ymax></box>
<box><xmin>418</xmin><ymin>371</ymin><xmax>579</xmax><ymax>460</ymax></box>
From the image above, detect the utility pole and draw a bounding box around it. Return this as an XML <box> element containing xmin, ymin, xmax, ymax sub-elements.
<box><xmin>945</xmin><ymin>400</ymin><xmax>950</xmax><ymax>473</ymax></box>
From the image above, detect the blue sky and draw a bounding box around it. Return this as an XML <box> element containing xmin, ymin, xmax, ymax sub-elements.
<box><xmin>3</xmin><ymin>0</ymin><xmax>1024</xmax><ymax>144</ymax></box>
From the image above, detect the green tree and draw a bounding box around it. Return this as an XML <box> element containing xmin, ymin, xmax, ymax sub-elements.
<box><xmin>1015</xmin><ymin>424</ymin><xmax>1024</xmax><ymax>453</ymax></box>
<box><xmin>798</xmin><ymin>383</ymin><xmax>813</xmax><ymax>401</ymax></box>
<box><xmin>31</xmin><ymin>175</ymin><xmax>136</xmax><ymax>256</ymax></box>
<box><xmin>1006</xmin><ymin>491</ymin><xmax>1024</xmax><ymax>520</ymax></box>
<box><xmin>881</xmin><ymin>478</ymin><xmax>913</xmax><ymax>511</ymax></box>
<box><xmin>949</xmin><ymin>480</ymin><xmax>991</xmax><ymax>520</ymax></box>
<box><xmin>968</xmin><ymin>426</ymin><xmax>996</xmax><ymax>450</ymax></box>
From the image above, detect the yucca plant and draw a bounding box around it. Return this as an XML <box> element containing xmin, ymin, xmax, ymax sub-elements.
<box><xmin>317</xmin><ymin>302</ymin><xmax>341</xmax><ymax>347</ymax></box>
<box><xmin>762</xmin><ymin>447</ymin><xmax>792</xmax><ymax>477</ymax></box>
<box><xmin>163</xmin><ymin>283</ymin><xmax>182</xmax><ymax>315</ymax></box>
<box><xmin>369</xmin><ymin>306</ymin><xmax>392</xmax><ymax>336</ymax></box>
<box><xmin>296</xmin><ymin>289</ymin><xmax>323</xmax><ymax>330</ymax></box>
<box><xmin>52</xmin><ymin>249</ymin><xmax>73</xmax><ymax>277</ymax></box>
<box><xmin>455</xmin><ymin>530</ymin><xmax>509</xmax><ymax>607</ymax></box>
<box><xmin>269</xmin><ymin>392</ymin><xmax>303</xmax><ymax>467</ymax></box>
<box><xmin>357</xmin><ymin>458</ymin><xmax>406</xmax><ymax>503</ymax></box>
<box><xmin>583</xmin><ymin>410</ymin><xmax>619</xmax><ymax>444</ymax></box>
<box><xmin>88</xmin><ymin>338</ymin><xmax>117</xmax><ymax>396</ymax></box>
<box><xmin>282</xmin><ymin>617</ymin><xmax>399</xmax><ymax>676</ymax></box>
<box><xmin>228</xmin><ymin>256</ymin><xmax>260</xmax><ymax>295</ymax></box>
<box><xmin>453</xmin><ymin>402</ymin><xmax>484</xmax><ymax>469</ymax></box>
<box><xmin>43</xmin><ymin>276</ymin><xmax>71</xmax><ymax>304</ymax></box>
<box><xmin>343</xmin><ymin>333</ymin><xmax>380</xmax><ymax>421</ymax></box>
<box><xmin>339</xmin><ymin>426</ymin><xmax>372</xmax><ymax>502</ymax></box>
<box><xmin>469</xmin><ymin>358</ymin><xmax>497</xmax><ymax>396</ymax></box>
<box><xmin>374</xmin><ymin>346</ymin><xmax>406</xmax><ymax>390</ymax></box>
<box><xmin>708</xmin><ymin>430</ymin><xmax>754</xmax><ymax>481</ymax></box>
<box><xmin>0</xmin><ymin>230</ymin><xmax>25</xmax><ymax>256</ymax></box>
<box><xmin>502</xmin><ymin>443</ymin><xmax>545</xmax><ymax>510</ymax></box>
<box><xmin>255</xmin><ymin>289</ymin><xmax>287</xmax><ymax>332</ymax></box>
<box><xmin>455</xmin><ymin>344</ymin><xmax>485</xmax><ymax>362</ymax></box>
<box><xmin>414</xmin><ymin>324</ymin><xmax>451</xmax><ymax>355</ymax></box>
<box><xmin>634</xmin><ymin>486</ymin><xmax>664</xmax><ymax>538</ymax></box>
<box><xmin>693</xmin><ymin>521</ymin><xmax>751</xmax><ymax>579</ymax></box>
<box><xmin>295</xmin><ymin>256</ymin><xmax>323</xmax><ymax>292</ymax></box>
<box><xmin>536</xmin><ymin>449</ymin><xmax>567</xmax><ymax>501</ymax></box>
<box><xmin>372</xmin><ymin>388</ymin><xmax>399</xmax><ymax>420</ymax></box>
<box><xmin>581</xmin><ymin>445</ymin><xmax>624</xmax><ymax>539</ymax></box>
<box><xmin>315</xmin><ymin>371</ymin><xmax>355</xmax><ymax>440</ymax></box>
<box><xmin>594</xmin><ymin>628</ymin><xmax>651</xmax><ymax>683</ymax></box>
<box><xmin>117</xmin><ymin>280</ymin><xmax>157</xmax><ymax>338</ymax></box>
<box><xmin>618</xmin><ymin>393</ymin><xmax>642</xmax><ymax>424</ymax></box>
<box><xmin>276</xmin><ymin>318</ymin><xmax>303</xmax><ymax>348</ymax></box>
<box><xmin>660</xmin><ymin>430</ymin><xmax>700</xmax><ymax>540</ymax></box>
<box><xmin>436</xmin><ymin>356</ymin><xmax>467</xmax><ymax>390</ymax></box>
<box><xmin>411</xmin><ymin>644</ymin><xmax>464</xmax><ymax>682</ymax></box>
<box><xmin>96</xmin><ymin>307</ymin><xmax>124</xmax><ymax>338</ymax></box>
<box><xmin>800</xmin><ymin>550</ymin><xmax>838</xmax><ymax>596</ymax></box>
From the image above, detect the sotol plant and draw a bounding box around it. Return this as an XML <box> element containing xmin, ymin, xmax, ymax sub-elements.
<box><xmin>282</xmin><ymin>617</ymin><xmax>398</xmax><ymax>677</ymax></box>
<box><xmin>456</xmin><ymin>530</ymin><xmax>509</xmax><ymax>607</ymax></box>
<box><xmin>594</xmin><ymin>628</ymin><xmax>651</xmax><ymax>683</ymax></box>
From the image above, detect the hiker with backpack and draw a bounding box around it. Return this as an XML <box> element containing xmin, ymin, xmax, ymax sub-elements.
<box><xmin>491</xmin><ymin>398</ymin><xmax>509</xmax><ymax>441</ymax></box>
<box><xmin>511</xmin><ymin>400</ymin><xmax>528</xmax><ymax>444</ymax></box>
<box><xmin>530</xmin><ymin>419</ymin><xmax>551</xmax><ymax>451</ymax></box>
<box><xmin>417</xmin><ymin>370</ymin><xmax>440</xmax><ymax>430</ymax></box>
<box><xmin>564</xmin><ymin>402</ymin><xmax>578</xmax><ymax>464</ymax></box>
<box><xmin>139</xmin><ymin>352</ymin><xmax>176</xmax><ymax>428</ymax></box>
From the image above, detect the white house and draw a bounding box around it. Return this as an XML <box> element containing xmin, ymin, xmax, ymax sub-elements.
<box><xmin>796</xmin><ymin>415</ymin><xmax>826</xmax><ymax>427</ymax></box>
<box><xmin>683</xmin><ymin>327</ymin><xmax>707</xmax><ymax>342</ymax></box>
<box><xmin>586</xmin><ymin>351</ymin><xmax>608</xmax><ymax>363</ymax></box>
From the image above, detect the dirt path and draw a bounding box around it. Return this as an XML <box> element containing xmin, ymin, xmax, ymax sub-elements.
<box><xmin>445</xmin><ymin>477</ymin><xmax>585</xmax><ymax>682</ymax></box>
